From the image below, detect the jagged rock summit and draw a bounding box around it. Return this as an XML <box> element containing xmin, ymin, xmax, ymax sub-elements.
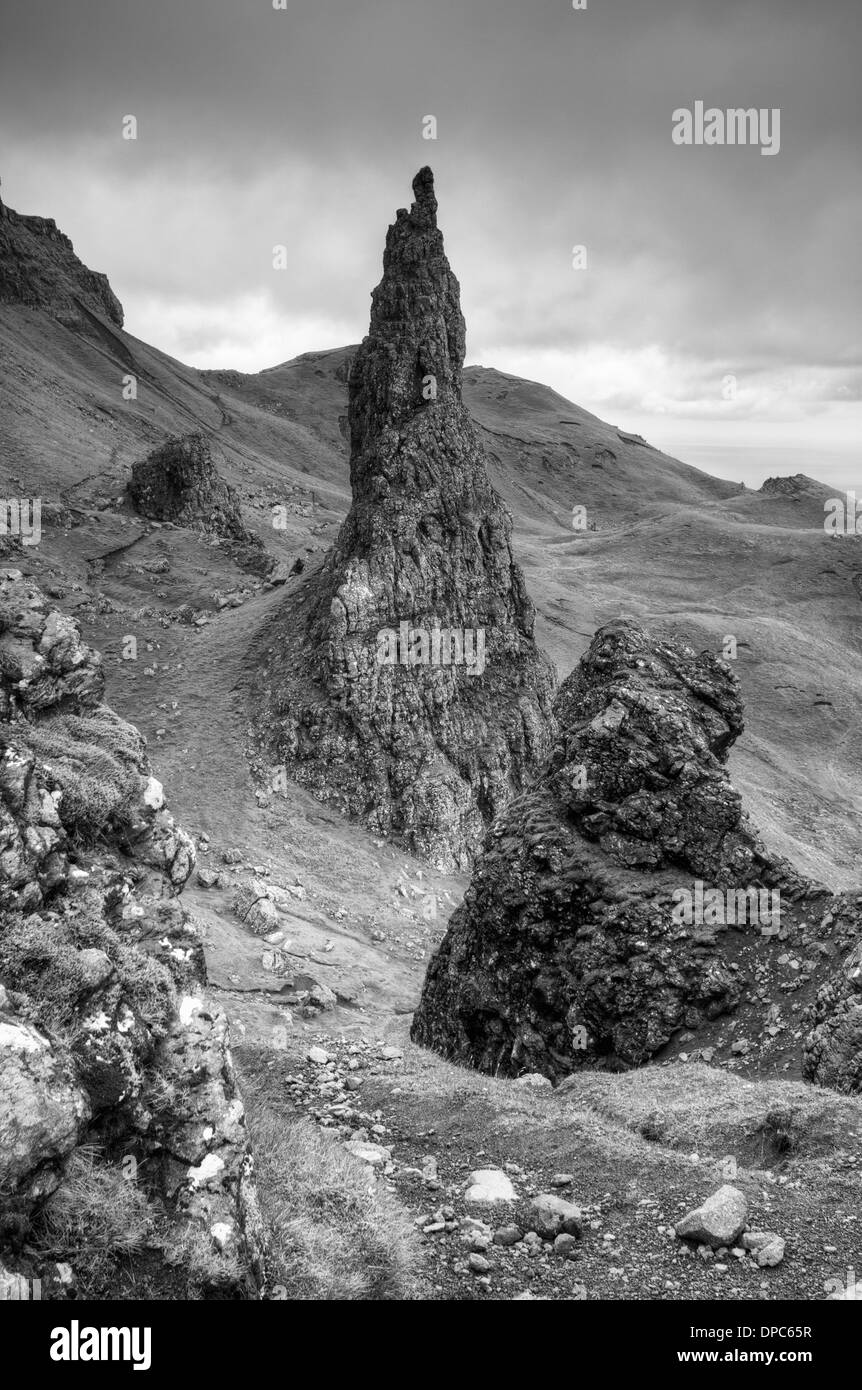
<box><xmin>411</xmin><ymin>619</ymin><xmax>862</xmax><ymax>1086</ymax></box>
<box><xmin>254</xmin><ymin>168</ymin><xmax>556</xmax><ymax>869</ymax></box>
<box><xmin>0</xmin><ymin>186</ymin><xmax>123</xmax><ymax>327</ymax></box>
<box><xmin>758</xmin><ymin>474</ymin><xmax>827</xmax><ymax>499</ymax></box>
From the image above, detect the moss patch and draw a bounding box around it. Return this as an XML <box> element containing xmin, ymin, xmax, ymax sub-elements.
<box><xmin>27</xmin><ymin>707</ymin><xmax>145</xmax><ymax>838</ymax></box>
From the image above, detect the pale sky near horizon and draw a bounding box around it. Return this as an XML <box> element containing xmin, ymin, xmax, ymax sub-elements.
<box><xmin>1</xmin><ymin>0</ymin><xmax>859</xmax><ymax>487</ymax></box>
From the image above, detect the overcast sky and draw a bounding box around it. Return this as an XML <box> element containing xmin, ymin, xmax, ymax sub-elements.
<box><xmin>2</xmin><ymin>0</ymin><xmax>859</xmax><ymax>484</ymax></box>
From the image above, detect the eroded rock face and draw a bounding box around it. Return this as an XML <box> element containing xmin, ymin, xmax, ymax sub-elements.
<box><xmin>803</xmin><ymin>941</ymin><xmax>862</xmax><ymax>1091</ymax></box>
<box><xmin>412</xmin><ymin>617</ymin><xmax>862</xmax><ymax>1087</ymax></box>
<box><xmin>0</xmin><ymin>999</ymin><xmax>90</xmax><ymax>1199</ymax></box>
<box><xmin>0</xmin><ymin>570</ymin><xmax>261</xmax><ymax>1295</ymax></box>
<box><xmin>759</xmin><ymin>475</ymin><xmax>814</xmax><ymax>497</ymax></box>
<box><xmin>255</xmin><ymin>169</ymin><xmax>555</xmax><ymax>869</ymax></box>
<box><xmin>0</xmin><ymin>192</ymin><xmax>123</xmax><ymax>327</ymax></box>
<box><xmin>0</xmin><ymin>570</ymin><xmax>196</xmax><ymax>908</ymax></box>
<box><xmin>411</xmin><ymin>620</ymin><xmax>791</xmax><ymax>1076</ymax></box>
<box><xmin>129</xmin><ymin>432</ymin><xmax>271</xmax><ymax>574</ymax></box>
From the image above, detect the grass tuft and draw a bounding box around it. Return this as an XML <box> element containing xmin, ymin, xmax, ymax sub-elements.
<box><xmin>35</xmin><ymin>1147</ymin><xmax>155</xmax><ymax>1278</ymax></box>
<box><xmin>236</xmin><ymin>1048</ymin><xmax>419</xmax><ymax>1300</ymax></box>
<box><xmin>0</xmin><ymin>900</ymin><xmax>176</xmax><ymax>1037</ymax></box>
<box><xmin>28</xmin><ymin>708</ymin><xmax>145</xmax><ymax>838</ymax></box>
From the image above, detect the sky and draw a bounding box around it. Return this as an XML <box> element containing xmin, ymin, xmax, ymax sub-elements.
<box><xmin>1</xmin><ymin>0</ymin><xmax>860</xmax><ymax>486</ymax></box>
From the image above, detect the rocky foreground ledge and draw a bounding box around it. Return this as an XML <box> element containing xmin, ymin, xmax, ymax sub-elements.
<box><xmin>0</xmin><ymin>568</ymin><xmax>262</xmax><ymax>1298</ymax></box>
<box><xmin>412</xmin><ymin>619</ymin><xmax>862</xmax><ymax>1090</ymax></box>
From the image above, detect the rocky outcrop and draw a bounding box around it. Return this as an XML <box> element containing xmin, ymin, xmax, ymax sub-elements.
<box><xmin>412</xmin><ymin>619</ymin><xmax>862</xmax><ymax>1082</ymax></box>
<box><xmin>0</xmin><ymin>990</ymin><xmax>89</xmax><ymax>1200</ymax></box>
<box><xmin>758</xmin><ymin>475</ymin><xmax>825</xmax><ymax>499</ymax></box>
<box><xmin>674</xmin><ymin>1186</ymin><xmax>748</xmax><ymax>1249</ymax></box>
<box><xmin>0</xmin><ymin>569</ymin><xmax>261</xmax><ymax>1296</ymax></box>
<box><xmin>803</xmin><ymin>939</ymin><xmax>862</xmax><ymax>1091</ymax></box>
<box><xmin>254</xmin><ymin>169</ymin><xmax>555</xmax><ymax>870</ymax></box>
<box><xmin>0</xmin><ymin>191</ymin><xmax>123</xmax><ymax>327</ymax></box>
<box><xmin>0</xmin><ymin>573</ymin><xmax>195</xmax><ymax>907</ymax></box>
<box><xmin>412</xmin><ymin>620</ymin><xmax>773</xmax><ymax>1073</ymax></box>
<box><xmin>128</xmin><ymin>432</ymin><xmax>273</xmax><ymax>576</ymax></box>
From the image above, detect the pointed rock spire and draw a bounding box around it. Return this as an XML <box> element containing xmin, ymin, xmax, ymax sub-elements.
<box><xmin>348</xmin><ymin>166</ymin><xmax>464</xmax><ymax>457</ymax></box>
<box><xmin>253</xmin><ymin>170</ymin><xmax>556</xmax><ymax>870</ymax></box>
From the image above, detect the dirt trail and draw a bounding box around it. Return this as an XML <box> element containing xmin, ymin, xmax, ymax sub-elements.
<box><xmin>85</xmin><ymin>572</ymin><xmax>466</xmax><ymax>1052</ymax></box>
<box><xmin>237</xmin><ymin>1027</ymin><xmax>862</xmax><ymax>1302</ymax></box>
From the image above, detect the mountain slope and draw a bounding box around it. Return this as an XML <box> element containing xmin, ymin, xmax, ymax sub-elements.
<box><xmin>3</xmin><ymin>187</ymin><xmax>862</xmax><ymax>1305</ymax></box>
<box><xmin>1</xmin><ymin>190</ymin><xmax>861</xmax><ymax>898</ymax></box>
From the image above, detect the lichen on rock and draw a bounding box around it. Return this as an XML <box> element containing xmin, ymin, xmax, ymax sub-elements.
<box><xmin>0</xmin><ymin>568</ymin><xmax>261</xmax><ymax>1296</ymax></box>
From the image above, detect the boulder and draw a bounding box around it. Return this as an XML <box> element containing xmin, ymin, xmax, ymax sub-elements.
<box><xmin>755</xmin><ymin>1238</ymin><xmax>786</xmax><ymax>1268</ymax></box>
<box><xmin>129</xmin><ymin>433</ymin><xmax>246</xmax><ymax>540</ymax></box>
<box><xmin>0</xmin><ymin>1012</ymin><xmax>89</xmax><ymax>1195</ymax></box>
<box><xmin>675</xmin><ymin>1186</ymin><xmax>748</xmax><ymax>1249</ymax></box>
<box><xmin>526</xmin><ymin>1193</ymin><xmax>582</xmax><ymax>1240</ymax></box>
<box><xmin>409</xmin><ymin>613</ymin><xmax>862</xmax><ymax>1088</ymax></box>
<box><xmin>554</xmin><ymin>1233</ymin><xmax>580</xmax><ymax>1260</ymax></box>
<box><xmin>344</xmin><ymin>1141</ymin><xmax>391</xmax><ymax>1168</ymax></box>
<box><xmin>464</xmin><ymin>1169</ymin><xmax>517</xmax><ymax>1204</ymax></box>
<box><xmin>412</xmin><ymin>619</ymin><xmax>778</xmax><ymax>1074</ymax></box>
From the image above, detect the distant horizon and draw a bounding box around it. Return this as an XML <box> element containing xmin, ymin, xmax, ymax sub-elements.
<box><xmin>652</xmin><ymin>443</ymin><xmax>858</xmax><ymax>494</ymax></box>
<box><xmin>96</xmin><ymin>306</ymin><xmax>857</xmax><ymax>495</ymax></box>
<box><xmin>134</xmin><ymin>327</ymin><xmax>859</xmax><ymax>496</ymax></box>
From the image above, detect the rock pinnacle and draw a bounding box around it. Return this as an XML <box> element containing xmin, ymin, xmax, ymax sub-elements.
<box><xmin>253</xmin><ymin>169</ymin><xmax>556</xmax><ymax>870</ymax></box>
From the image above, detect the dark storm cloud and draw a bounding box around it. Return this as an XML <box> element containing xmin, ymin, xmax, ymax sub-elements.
<box><xmin>1</xmin><ymin>0</ymin><xmax>859</xmax><ymax>465</ymax></box>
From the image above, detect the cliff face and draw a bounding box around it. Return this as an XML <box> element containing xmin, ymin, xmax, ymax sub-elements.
<box><xmin>411</xmin><ymin>620</ymin><xmax>862</xmax><ymax>1088</ymax></box>
<box><xmin>255</xmin><ymin>169</ymin><xmax>556</xmax><ymax>870</ymax></box>
<box><xmin>0</xmin><ymin>569</ymin><xmax>261</xmax><ymax>1298</ymax></box>
<box><xmin>0</xmin><ymin>192</ymin><xmax>123</xmax><ymax>328</ymax></box>
<box><xmin>804</xmin><ymin>942</ymin><xmax>862</xmax><ymax>1092</ymax></box>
